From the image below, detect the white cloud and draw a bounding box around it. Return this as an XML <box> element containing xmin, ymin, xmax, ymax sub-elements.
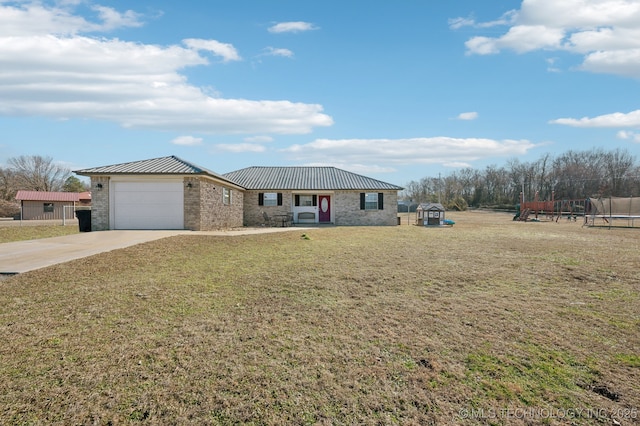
<box><xmin>90</xmin><ymin>5</ymin><xmax>144</xmax><ymax>31</ymax></box>
<box><xmin>0</xmin><ymin>2</ymin><xmax>333</xmax><ymax>135</ymax></box>
<box><xmin>215</xmin><ymin>143</ymin><xmax>266</xmax><ymax>153</ymax></box>
<box><xmin>303</xmin><ymin>162</ymin><xmax>397</xmax><ymax>175</ymax></box>
<box><xmin>581</xmin><ymin>48</ymin><xmax>640</xmax><ymax>77</ymax></box>
<box><xmin>465</xmin><ymin>25</ymin><xmax>564</xmax><ymax>55</ymax></box>
<box><xmin>283</xmin><ymin>137</ymin><xmax>538</xmax><ymax>168</ymax></box>
<box><xmin>183</xmin><ymin>38</ymin><xmax>241</xmax><ymax>62</ymax></box>
<box><xmin>261</xmin><ymin>46</ymin><xmax>294</xmax><ymax>58</ymax></box>
<box><xmin>546</xmin><ymin>57</ymin><xmax>561</xmax><ymax>72</ymax></box>
<box><xmin>518</xmin><ymin>0</ymin><xmax>640</xmax><ymax>28</ymax></box>
<box><xmin>457</xmin><ymin>111</ymin><xmax>478</xmax><ymax>120</ymax></box>
<box><xmin>443</xmin><ymin>161</ymin><xmax>474</xmax><ymax>168</ymax></box>
<box><xmin>550</xmin><ymin>110</ymin><xmax>640</xmax><ymax>127</ymax></box>
<box><xmin>171</xmin><ymin>135</ymin><xmax>203</xmax><ymax>146</ymax></box>
<box><xmin>457</xmin><ymin>0</ymin><xmax>640</xmax><ymax>78</ymax></box>
<box><xmin>617</xmin><ymin>130</ymin><xmax>640</xmax><ymax>142</ymax></box>
<box><xmin>448</xmin><ymin>17</ymin><xmax>476</xmax><ymax>31</ymax></box>
<box><xmin>449</xmin><ymin>10</ymin><xmax>518</xmax><ymax>30</ymax></box>
<box><xmin>268</xmin><ymin>21</ymin><xmax>318</xmax><ymax>34</ymax></box>
<box><xmin>244</xmin><ymin>135</ymin><xmax>274</xmax><ymax>143</ymax></box>
<box><xmin>0</xmin><ymin>2</ymin><xmax>143</xmax><ymax>36</ymax></box>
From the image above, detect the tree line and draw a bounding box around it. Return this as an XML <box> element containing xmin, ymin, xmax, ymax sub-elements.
<box><xmin>402</xmin><ymin>148</ymin><xmax>640</xmax><ymax>210</ymax></box>
<box><xmin>0</xmin><ymin>155</ymin><xmax>87</xmax><ymax>216</ymax></box>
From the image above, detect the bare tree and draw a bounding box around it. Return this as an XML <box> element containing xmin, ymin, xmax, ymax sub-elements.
<box><xmin>404</xmin><ymin>148</ymin><xmax>640</xmax><ymax>209</ymax></box>
<box><xmin>0</xmin><ymin>167</ymin><xmax>19</xmax><ymax>201</ymax></box>
<box><xmin>8</xmin><ymin>155</ymin><xmax>71</xmax><ymax>192</ymax></box>
<box><xmin>603</xmin><ymin>148</ymin><xmax>635</xmax><ymax>196</ymax></box>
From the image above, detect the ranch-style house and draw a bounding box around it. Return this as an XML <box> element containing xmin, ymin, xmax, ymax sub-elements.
<box><xmin>74</xmin><ymin>156</ymin><xmax>403</xmax><ymax>231</ymax></box>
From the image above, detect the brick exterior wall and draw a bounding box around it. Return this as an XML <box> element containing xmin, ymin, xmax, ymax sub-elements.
<box><xmin>90</xmin><ymin>176</ymin><xmax>110</xmax><ymax>231</ymax></box>
<box><xmin>242</xmin><ymin>189</ymin><xmax>398</xmax><ymax>227</ymax></box>
<box><xmin>243</xmin><ymin>190</ymin><xmax>294</xmax><ymax>227</ymax></box>
<box><xmin>334</xmin><ymin>190</ymin><xmax>398</xmax><ymax>226</ymax></box>
<box><xmin>184</xmin><ymin>177</ymin><xmax>244</xmax><ymax>230</ymax></box>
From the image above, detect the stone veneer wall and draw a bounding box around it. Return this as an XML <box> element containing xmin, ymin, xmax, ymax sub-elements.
<box><xmin>184</xmin><ymin>177</ymin><xmax>244</xmax><ymax>230</ymax></box>
<box><xmin>90</xmin><ymin>176</ymin><xmax>110</xmax><ymax>231</ymax></box>
<box><xmin>242</xmin><ymin>189</ymin><xmax>398</xmax><ymax>227</ymax></box>
<box><xmin>333</xmin><ymin>190</ymin><xmax>398</xmax><ymax>226</ymax></box>
<box><xmin>183</xmin><ymin>177</ymin><xmax>201</xmax><ymax>230</ymax></box>
<box><xmin>243</xmin><ymin>190</ymin><xmax>294</xmax><ymax>227</ymax></box>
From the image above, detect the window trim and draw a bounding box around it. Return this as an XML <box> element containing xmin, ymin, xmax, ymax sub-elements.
<box><xmin>258</xmin><ymin>192</ymin><xmax>283</xmax><ymax>206</ymax></box>
<box><xmin>295</xmin><ymin>194</ymin><xmax>317</xmax><ymax>207</ymax></box>
<box><xmin>360</xmin><ymin>192</ymin><xmax>384</xmax><ymax>210</ymax></box>
<box><xmin>262</xmin><ymin>192</ymin><xmax>278</xmax><ymax>206</ymax></box>
<box><xmin>223</xmin><ymin>187</ymin><xmax>232</xmax><ymax>205</ymax></box>
<box><xmin>43</xmin><ymin>202</ymin><xmax>54</xmax><ymax>213</ymax></box>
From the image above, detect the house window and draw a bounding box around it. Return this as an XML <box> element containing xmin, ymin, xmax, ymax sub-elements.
<box><xmin>263</xmin><ymin>192</ymin><xmax>277</xmax><ymax>206</ymax></box>
<box><xmin>43</xmin><ymin>203</ymin><xmax>54</xmax><ymax>213</ymax></box>
<box><xmin>258</xmin><ymin>192</ymin><xmax>283</xmax><ymax>206</ymax></box>
<box><xmin>295</xmin><ymin>195</ymin><xmax>316</xmax><ymax>207</ymax></box>
<box><xmin>223</xmin><ymin>188</ymin><xmax>231</xmax><ymax>205</ymax></box>
<box><xmin>360</xmin><ymin>193</ymin><xmax>384</xmax><ymax>210</ymax></box>
<box><xmin>364</xmin><ymin>193</ymin><xmax>378</xmax><ymax>210</ymax></box>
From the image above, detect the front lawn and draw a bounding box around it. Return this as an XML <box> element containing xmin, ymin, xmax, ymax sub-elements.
<box><xmin>0</xmin><ymin>212</ymin><xmax>638</xmax><ymax>425</ymax></box>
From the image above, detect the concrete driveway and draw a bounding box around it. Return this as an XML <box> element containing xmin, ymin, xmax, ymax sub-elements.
<box><xmin>0</xmin><ymin>227</ymin><xmax>310</xmax><ymax>275</ymax></box>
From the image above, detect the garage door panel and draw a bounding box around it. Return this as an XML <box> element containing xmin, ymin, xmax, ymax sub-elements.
<box><xmin>113</xmin><ymin>181</ymin><xmax>184</xmax><ymax>230</ymax></box>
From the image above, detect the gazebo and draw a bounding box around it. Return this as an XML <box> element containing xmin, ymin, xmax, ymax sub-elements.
<box><xmin>416</xmin><ymin>202</ymin><xmax>446</xmax><ymax>226</ymax></box>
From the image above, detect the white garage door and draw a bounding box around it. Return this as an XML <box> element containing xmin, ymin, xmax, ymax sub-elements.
<box><xmin>113</xmin><ymin>181</ymin><xmax>184</xmax><ymax>230</ymax></box>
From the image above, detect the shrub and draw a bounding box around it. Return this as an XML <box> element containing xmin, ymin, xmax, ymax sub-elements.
<box><xmin>0</xmin><ymin>200</ymin><xmax>20</xmax><ymax>218</ymax></box>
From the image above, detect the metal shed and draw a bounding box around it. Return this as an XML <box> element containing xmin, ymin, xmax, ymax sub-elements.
<box><xmin>15</xmin><ymin>191</ymin><xmax>80</xmax><ymax>221</ymax></box>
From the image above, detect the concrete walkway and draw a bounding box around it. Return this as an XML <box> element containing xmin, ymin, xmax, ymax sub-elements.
<box><xmin>0</xmin><ymin>227</ymin><xmax>310</xmax><ymax>275</ymax></box>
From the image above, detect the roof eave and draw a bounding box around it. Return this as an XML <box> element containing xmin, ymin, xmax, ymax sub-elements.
<box><xmin>74</xmin><ymin>171</ymin><xmax>246</xmax><ymax>190</ymax></box>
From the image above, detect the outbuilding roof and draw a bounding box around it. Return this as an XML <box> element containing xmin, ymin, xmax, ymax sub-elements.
<box><xmin>74</xmin><ymin>155</ymin><xmax>240</xmax><ymax>186</ymax></box>
<box><xmin>223</xmin><ymin>166</ymin><xmax>403</xmax><ymax>191</ymax></box>
<box><xmin>16</xmin><ymin>191</ymin><xmax>80</xmax><ymax>202</ymax></box>
<box><xmin>417</xmin><ymin>202</ymin><xmax>445</xmax><ymax>211</ymax></box>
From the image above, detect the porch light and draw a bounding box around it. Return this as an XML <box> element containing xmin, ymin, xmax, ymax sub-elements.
<box><xmin>96</xmin><ymin>183</ymin><xmax>103</xmax><ymax>190</ymax></box>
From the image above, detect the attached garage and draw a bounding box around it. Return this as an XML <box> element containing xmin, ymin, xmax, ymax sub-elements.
<box><xmin>74</xmin><ymin>156</ymin><xmax>245</xmax><ymax>231</ymax></box>
<box><xmin>112</xmin><ymin>181</ymin><xmax>184</xmax><ymax>230</ymax></box>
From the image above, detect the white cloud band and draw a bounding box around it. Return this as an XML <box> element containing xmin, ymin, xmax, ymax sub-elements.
<box><xmin>0</xmin><ymin>3</ymin><xmax>333</xmax><ymax>135</ymax></box>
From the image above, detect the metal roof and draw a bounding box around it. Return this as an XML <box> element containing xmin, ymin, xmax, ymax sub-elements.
<box><xmin>16</xmin><ymin>191</ymin><xmax>80</xmax><ymax>202</ymax></box>
<box><xmin>73</xmin><ymin>156</ymin><xmax>403</xmax><ymax>191</ymax></box>
<box><xmin>74</xmin><ymin>155</ymin><xmax>240</xmax><ymax>185</ymax></box>
<box><xmin>223</xmin><ymin>166</ymin><xmax>404</xmax><ymax>191</ymax></box>
<box><xmin>417</xmin><ymin>203</ymin><xmax>445</xmax><ymax>211</ymax></box>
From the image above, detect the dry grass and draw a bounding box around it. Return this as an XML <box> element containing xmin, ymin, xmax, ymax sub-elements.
<box><xmin>0</xmin><ymin>211</ymin><xmax>638</xmax><ymax>425</ymax></box>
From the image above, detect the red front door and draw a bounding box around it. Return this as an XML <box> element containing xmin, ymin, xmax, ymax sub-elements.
<box><xmin>318</xmin><ymin>195</ymin><xmax>331</xmax><ymax>223</ymax></box>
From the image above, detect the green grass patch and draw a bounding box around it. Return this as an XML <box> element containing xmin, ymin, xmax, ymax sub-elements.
<box><xmin>0</xmin><ymin>225</ymin><xmax>78</xmax><ymax>243</ymax></box>
<box><xmin>465</xmin><ymin>343</ymin><xmax>598</xmax><ymax>407</ymax></box>
<box><xmin>615</xmin><ymin>353</ymin><xmax>640</xmax><ymax>368</ymax></box>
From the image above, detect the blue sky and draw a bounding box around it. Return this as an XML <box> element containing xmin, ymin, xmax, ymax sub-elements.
<box><xmin>2</xmin><ymin>0</ymin><xmax>640</xmax><ymax>187</ymax></box>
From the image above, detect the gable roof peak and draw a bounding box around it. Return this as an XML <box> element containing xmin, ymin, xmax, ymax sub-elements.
<box><xmin>73</xmin><ymin>155</ymin><xmax>243</xmax><ymax>187</ymax></box>
<box><xmin>75</xmin><ymin>155</ymin><xmax>211</xmax><ymax>175</ymax></box>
